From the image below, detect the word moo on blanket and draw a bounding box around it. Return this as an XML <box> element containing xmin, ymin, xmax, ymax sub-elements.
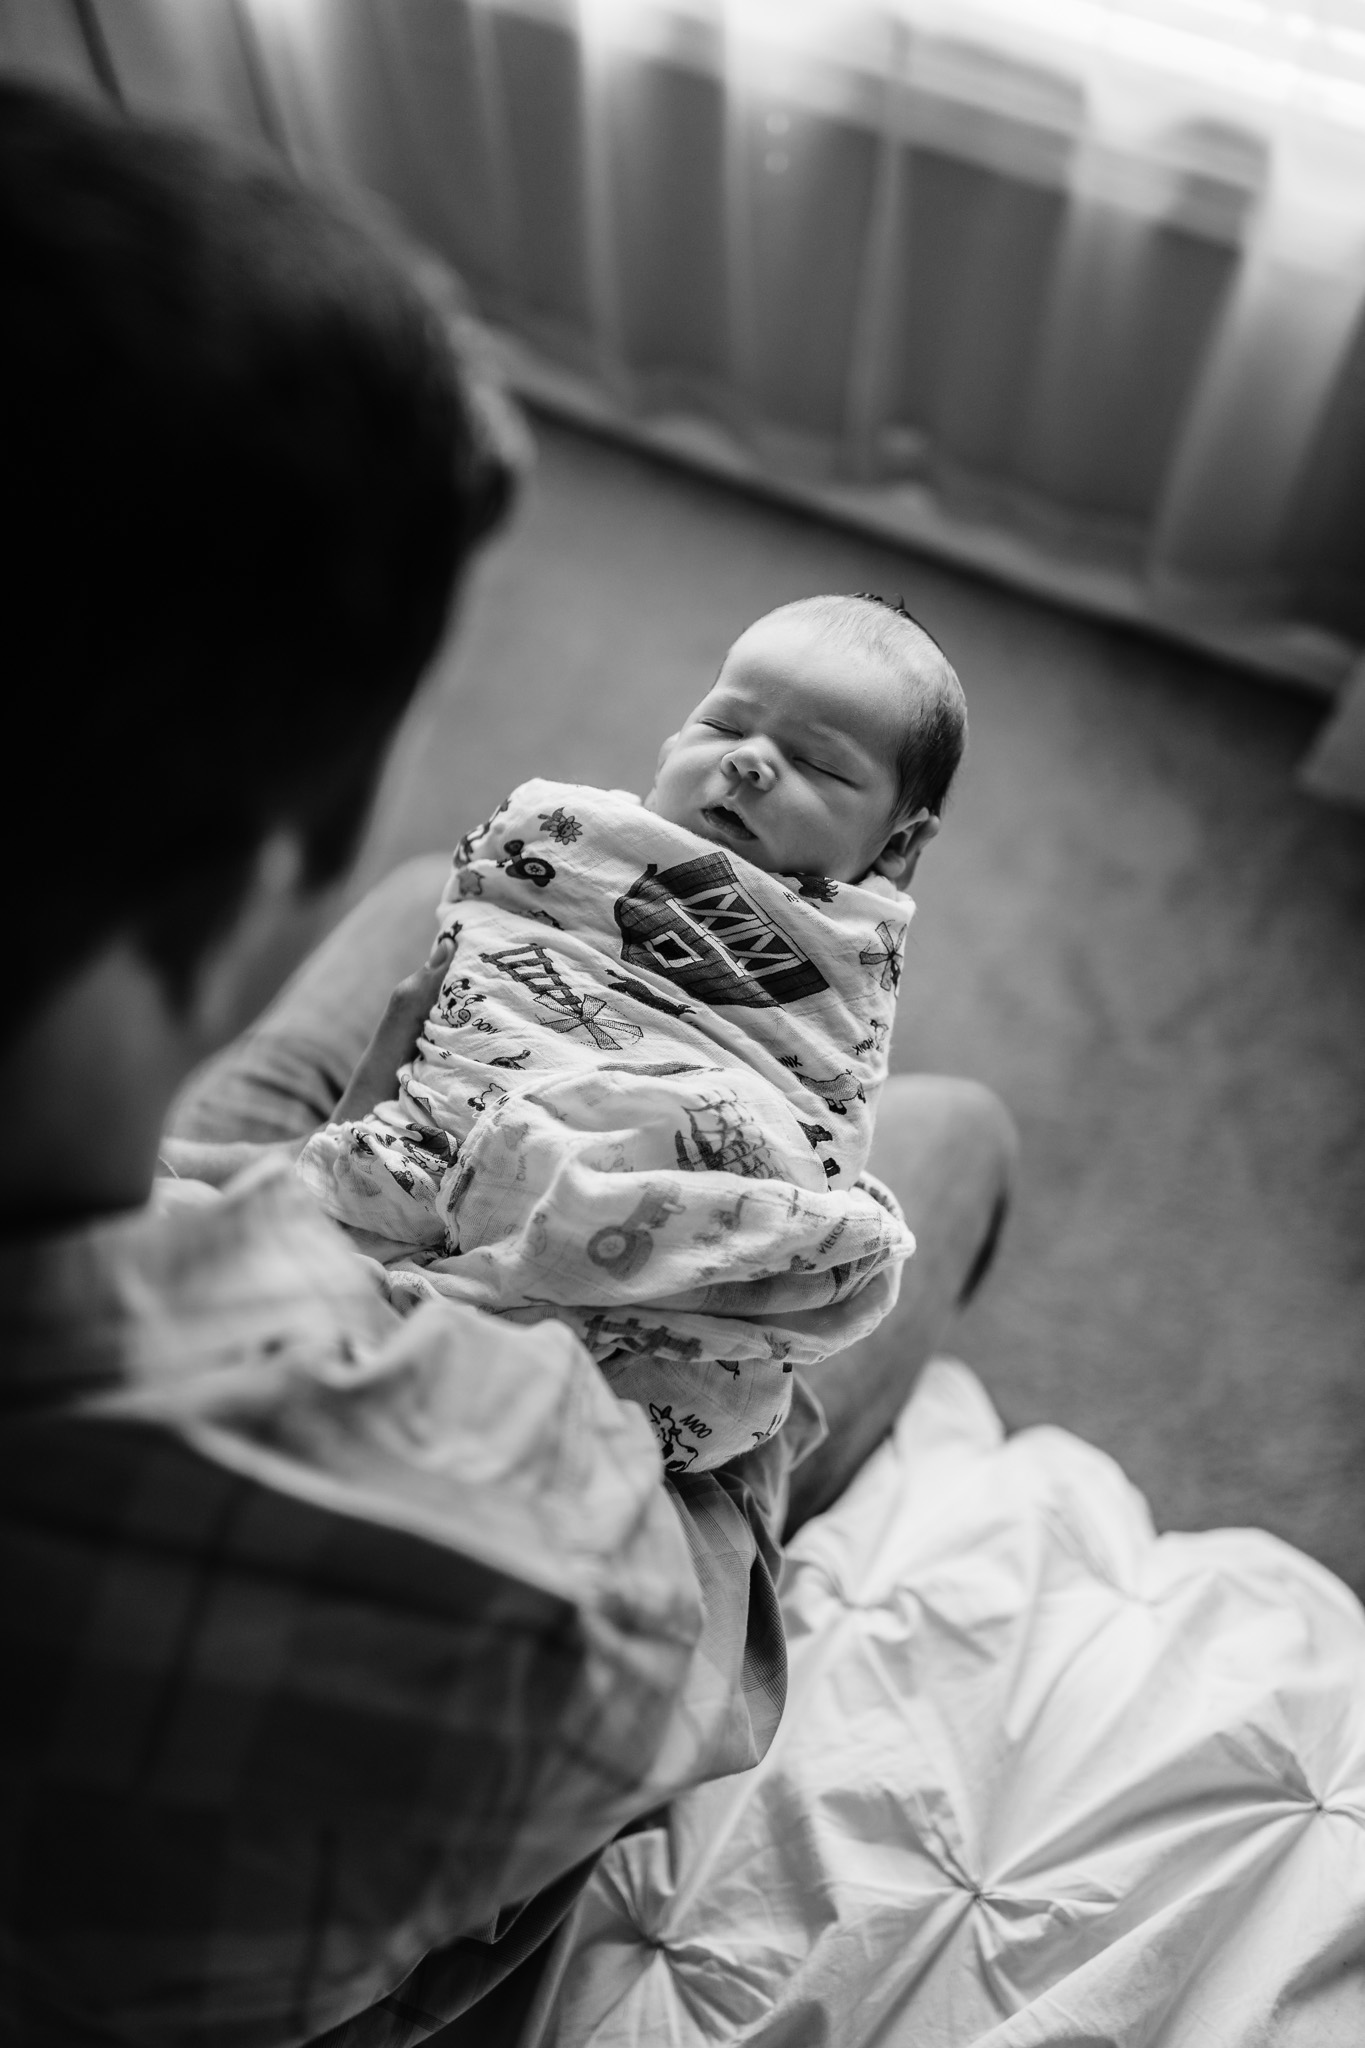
<box><xmin>298</xmin><ymin>782</ymin><xmax>915</xmax><ymax>1473</ymax></box>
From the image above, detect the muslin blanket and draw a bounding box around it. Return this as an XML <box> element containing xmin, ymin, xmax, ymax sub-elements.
<box><xmin>297</xmin><ymin>781</ymin><xmax>915</xmax><ymax>1473</ymax></box>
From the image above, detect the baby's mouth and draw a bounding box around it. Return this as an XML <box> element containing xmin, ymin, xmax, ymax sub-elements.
<box><xmin>702</xmin><ymin>803</ymin><xmax>757</xmax><ymax>842</ymax></box>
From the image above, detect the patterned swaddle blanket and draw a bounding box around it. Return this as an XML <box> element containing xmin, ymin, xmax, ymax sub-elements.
<box><xmin>298</xmin><ymin>780</ymin><xmax>916</xmax><ymax>1474</ymax></box>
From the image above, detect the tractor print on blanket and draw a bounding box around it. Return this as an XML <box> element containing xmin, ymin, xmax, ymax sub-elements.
<box><xmin>615</xmin><ymin>852</ymin><xmax>829</xmax><ymax>1009</ymax></box>
<box><xmin>500</xmin><ymin>839</ymin><xmax>556</xmax><ymax>887</ymax></box>
<box><xmin>586</xmin><ymin>1185</ymin><xmax>687</xmax><ymax>1282</ymax></box>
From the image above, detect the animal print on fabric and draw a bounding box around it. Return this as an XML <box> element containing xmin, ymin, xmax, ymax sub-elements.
<box><xmin>297</xmin><ymin>781</ymin><xmax>915</xmax><ymax>1474</ymax></box>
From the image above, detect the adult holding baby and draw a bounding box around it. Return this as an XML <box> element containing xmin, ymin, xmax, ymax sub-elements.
<box><xmin>0</xmin><ymin>80</ymin><xmax>1013</xmax><ymax>2048</ymax></box>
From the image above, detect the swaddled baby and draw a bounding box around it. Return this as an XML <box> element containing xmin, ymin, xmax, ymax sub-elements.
<box><xmin>298</xmin><ymin>593</ymin><xmax>967</xmax><ymax>1472</ymax></box>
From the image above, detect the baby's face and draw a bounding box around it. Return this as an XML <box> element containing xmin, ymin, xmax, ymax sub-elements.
<box><xmin>647</xmin><ymin>615</ymin><xmax>909</xmax><ymax>882</ymax></box>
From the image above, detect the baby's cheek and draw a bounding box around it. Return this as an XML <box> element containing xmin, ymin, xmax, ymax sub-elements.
<box><xmin>658</xmin><ymin>753</ymin><xmax>703</xmax><ymax>806</ymax></box>
<box><xmin>647</xmin><ymin>763</ymin><xmax>698</xmax><ymax>828</ymax></box>
<box><xmin>796</xmin><ymin>802</ymin><xmax>854</xmax><ymax>877</ymax></box>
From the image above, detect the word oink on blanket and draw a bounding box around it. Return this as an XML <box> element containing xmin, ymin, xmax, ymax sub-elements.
<box><xmin>298</xmin><ymin>594</ymin><xmax>968</xmax><ymax>1472</ymax></box>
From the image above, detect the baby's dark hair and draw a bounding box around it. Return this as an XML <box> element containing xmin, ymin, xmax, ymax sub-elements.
<box><xmin>775</xmin><ymin>592</ymin><xmax>967</xmax><ymax>820</ymax></box>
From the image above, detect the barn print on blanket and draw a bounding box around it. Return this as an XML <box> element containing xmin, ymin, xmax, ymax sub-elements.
<box><xmin>614</xmin><ymin>852</ymin><xmax>830</xmax><ymax>1009</ymax></box>
<box><xmin>297</xmin><ymin>780</ymin><xmax>916</xmax><ymax>1474</ymax></box>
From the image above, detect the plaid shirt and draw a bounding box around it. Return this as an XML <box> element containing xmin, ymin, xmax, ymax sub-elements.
<box><xmin>0</xmin><ymin>1162</ymin><xmax>809</xmax><ymax>2046</ymax></box>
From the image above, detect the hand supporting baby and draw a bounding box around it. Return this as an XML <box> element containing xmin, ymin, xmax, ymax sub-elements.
<box><xmin>157</xmin><ymin>933</ymin><xmax>458</xmax><ymax>1189</ymax></box>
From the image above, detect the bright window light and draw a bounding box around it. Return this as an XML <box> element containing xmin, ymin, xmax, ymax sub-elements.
<box><xmin>580</xmin><ymin>0</ymin><xmax>1365</xmax><ymax>129</ymax></box>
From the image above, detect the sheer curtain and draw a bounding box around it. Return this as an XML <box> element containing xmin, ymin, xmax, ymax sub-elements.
<box><xmin>7</xmin><ymin>0</ymin><xmax>1365</xmax><ymax>690</ymax></box>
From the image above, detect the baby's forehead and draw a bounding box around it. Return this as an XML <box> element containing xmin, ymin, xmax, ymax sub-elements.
<box><xmin>702</xmin><ymin>618</ymin><xmax>931</xmax><ymax>732</ymax></box>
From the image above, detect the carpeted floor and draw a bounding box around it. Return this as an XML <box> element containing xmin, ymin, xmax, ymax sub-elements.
<box><xmin>353</xmin><ymin>419</ymin><xmax>1365</xmax><ymax>1597</ymax></box>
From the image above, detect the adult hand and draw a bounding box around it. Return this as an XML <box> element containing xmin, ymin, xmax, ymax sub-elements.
<box><xmin>331</xmin><ymin>932</ymin><xmax>456</xmax><ymax>1123</ymax></box>
<box><xmin>156</xmin><ymin>933</ymin><xmax>456</xmax><ymax>1189</ymax></box>
<box><xmin>156</xmin><ymin>1133</ymin><xmax>308</xmax><ymax>1187</ymax></box>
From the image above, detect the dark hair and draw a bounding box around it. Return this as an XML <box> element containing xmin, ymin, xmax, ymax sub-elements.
<box><xmin>771</xmin><ymin>593</ymin><xmax>967</xmax><ymax>821</ymax></box>
<box><xmin>0</xmin><ymin>81</ymin><xmax>522</xmax><ymax>1029</ymax></box>
<box><xmin>846</xmin><ymin>594</ymin><xmax>966</xmax><ymax>818</ymax></box>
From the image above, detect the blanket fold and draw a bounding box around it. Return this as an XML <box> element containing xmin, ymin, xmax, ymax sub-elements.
<box><xmin>298</xmin><ymin>781</ymin><xmax>915</xmax><ymax>1473</ymax></box>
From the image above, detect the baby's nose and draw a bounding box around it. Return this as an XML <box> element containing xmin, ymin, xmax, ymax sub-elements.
<box><xmin>722</xmin><ymin>741</ymin><xmax>776</xmax><ymax>790</ymax></box>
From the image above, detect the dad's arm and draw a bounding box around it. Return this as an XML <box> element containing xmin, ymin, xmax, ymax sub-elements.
<box><xmin>1</xmin><ymin>1159</ymin><xmax>786</xmax><ymax>2047</ymax></box>
<box><xmin>158</xmin><ymin>934</ymin><xmax>456</xmax><ymax>1188</ymax></box>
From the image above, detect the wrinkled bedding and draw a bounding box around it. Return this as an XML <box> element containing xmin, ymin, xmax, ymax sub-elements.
<box><xmin>529</xmin><ymin>1360</ymin><xmax>1365</xmax><ymax>2046</ymax></box>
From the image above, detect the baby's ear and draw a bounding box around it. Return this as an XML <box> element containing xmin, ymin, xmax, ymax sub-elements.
<box><xmin>871</xmin><ymin>808</ymin><xmax>940</xmax><ymax>890</ymax></box>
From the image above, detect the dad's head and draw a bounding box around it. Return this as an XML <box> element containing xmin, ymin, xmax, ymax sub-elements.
<box><xmin>1</xmin><ymin>80</ymin><xmax>520</xmax><ymax>1043</ymax></box>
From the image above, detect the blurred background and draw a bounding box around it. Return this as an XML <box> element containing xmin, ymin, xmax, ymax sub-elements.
<box><xmin>5</xmin><ymin>0</ymin><xmax>1362</xmax><ymax>1588</ymax></box>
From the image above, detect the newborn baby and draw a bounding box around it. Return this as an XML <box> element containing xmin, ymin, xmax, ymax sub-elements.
<box><xmin>298</xmin><ymin>593</ymin><xmax>967</xmax><ymax>1472</ymax></box>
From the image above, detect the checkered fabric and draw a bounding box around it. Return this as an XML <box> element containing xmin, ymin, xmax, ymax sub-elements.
<box><xmin>0</xmin><ymin>1161</ymin><xmax>805</xmax><ymax>2046</ymax></box>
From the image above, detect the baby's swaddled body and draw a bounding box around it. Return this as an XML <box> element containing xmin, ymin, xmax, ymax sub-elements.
<box><xmin>298</xmin><ymin>780</ymin><xmax>915</xmax><ymax>1472</ymax></box>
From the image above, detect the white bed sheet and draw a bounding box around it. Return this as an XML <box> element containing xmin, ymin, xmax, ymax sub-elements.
<box><xmin>529</xmin><ymin>1360</ymin><xmax>1365</xmax><ymax>2046</ymax></box>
